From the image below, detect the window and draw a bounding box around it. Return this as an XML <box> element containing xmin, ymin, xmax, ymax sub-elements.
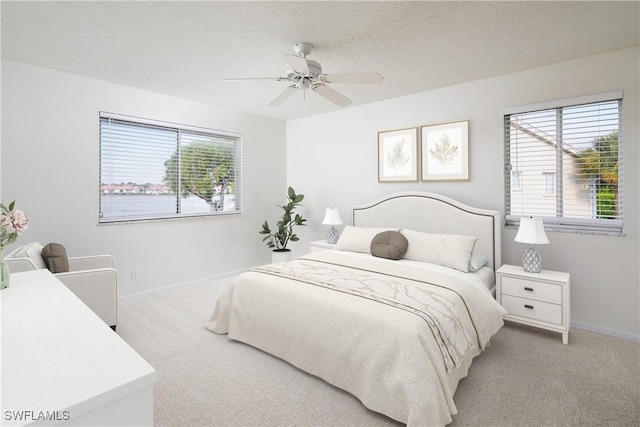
<box><xmin>504</xmin><ymin>92</ymin><xmax>622</xmax><ymax>234</ymax></box>
<box><xmin>511</xmin><ymin>171</ymin><xmax>522</xmax><ymax>191</ymax></box>
<box><xmin>99</xmin><ymin>113</ymin><xmax>242</xmax><ymax>223</ymax></box>
<box><xmin>542</xmin><ymin>172</ymin><xmax>556</xmax><ymax>195</ymax></box>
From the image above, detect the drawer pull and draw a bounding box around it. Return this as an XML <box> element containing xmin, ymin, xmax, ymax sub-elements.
<box><xmin>524</xmin><ymin>287</ymin><xmax>534</xmax><ymax>291</ymax></box>
<box><xmin>524</xmin><ymin>304</ymin><xmax>534</xmax><ymax>309</ymax></box>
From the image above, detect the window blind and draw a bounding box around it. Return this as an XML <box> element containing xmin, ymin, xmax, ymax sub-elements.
<box><xmin>504</xmin><ymin>94</ymin><xmax>622</xmax><ymax>234</ymax></box>
<box><xmin>99</xmin><ymin>113</ymin><xmax>242</xmax><ymax>223</ymax></box>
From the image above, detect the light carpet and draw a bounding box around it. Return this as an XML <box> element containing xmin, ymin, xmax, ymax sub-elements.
<box><xmin>117</xmin><ymin>278</ymin><xmax>640</xmax><ymax>426</ymax></box>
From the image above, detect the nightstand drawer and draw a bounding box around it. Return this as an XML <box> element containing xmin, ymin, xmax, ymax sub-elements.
<box><xmin>502</xmin><ymin>276</ymin><xmax>561</xmax><ymax>304</ymax></box>
<box><xmin>502</xmin><ymin>295</ymin><xmax>562</xmax><ymax>325</ymax></box>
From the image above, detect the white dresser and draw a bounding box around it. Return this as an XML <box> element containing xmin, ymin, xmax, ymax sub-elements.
<box><xmin>1</xmin><ymin>269</ymin><xmax>155</xmax><ymax>426</ymax></box>
<box><xmin>496</xmin><ymin>264</ymin><xmax>570</xmax><ymax>344</ymax></box>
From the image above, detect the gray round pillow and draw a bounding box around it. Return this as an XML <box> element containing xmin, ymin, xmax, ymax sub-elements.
<box><xmin>370</xmin><ymin>231</ymin><xmax>409</xmax><ymax>260</ymax></box>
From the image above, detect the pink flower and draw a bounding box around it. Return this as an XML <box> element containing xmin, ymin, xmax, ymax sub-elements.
<box><xmin>10</xmin><ymin>209</ymin><xmax>28</xmax><ymax>234</ymax></box>
<box><xmin>0</xmin><ymin>201</ymin><xmax>28</xmax><ymax>247</ymax></box>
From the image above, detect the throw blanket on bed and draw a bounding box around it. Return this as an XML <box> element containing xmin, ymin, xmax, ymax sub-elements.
<box><xmin>206</xmin><ymin>250</ymin><xmax>504</xmax><ymax>426</ymax></box>
<box><xmin>253</xmin><ymin>256</ymin><xmax>476</xmax><ymax>372</ymax></box>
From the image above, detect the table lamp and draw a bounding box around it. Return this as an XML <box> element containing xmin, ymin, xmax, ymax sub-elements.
<box><xmin>514</xmin><ymin>217</ymin><xmax>550</xmax><ymax>273</ymax></box>
<box><xmin>322</xmin><ymin>208</ymin><xmax>343</xmax><ymax>244</ymax></box>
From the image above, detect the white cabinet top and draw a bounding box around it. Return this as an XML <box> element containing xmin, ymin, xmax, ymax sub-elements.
<box><xmin>497</xmin><ymin>264</ymin><xmax>570</xmax><ymax>282</ymax></box>
<box><xmin>0</xmin><ymin>270</ymin><xmax>155</xmax><ymax>425</ymax></box>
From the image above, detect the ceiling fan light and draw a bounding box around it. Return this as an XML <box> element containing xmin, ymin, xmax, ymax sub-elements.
<box><xmin>296</xmin><ymin>78</ymin><xmax>310</xmax><ymax>90</ymax></box>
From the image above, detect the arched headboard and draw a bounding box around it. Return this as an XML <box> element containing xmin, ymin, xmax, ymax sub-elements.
<box><xmin>352</xmin><ymin>192</ymin><xmax>502</xmax><ymax>271</ymax></box>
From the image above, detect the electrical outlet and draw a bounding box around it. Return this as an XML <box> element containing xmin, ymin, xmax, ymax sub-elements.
<box><xmin>131</xmin><ymin>269</ymin><xmax>139</xmax><ymax>281</ymax></box>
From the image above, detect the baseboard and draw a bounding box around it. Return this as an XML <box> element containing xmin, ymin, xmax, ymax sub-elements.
<box><xmin>119</xmin><ymin>266</ymin><xmax>253</xmax><ymax>301</ymax></box>
<box><xmin>571</xmin><ymin>321</ymin><xmax>640</xmax><ymax>342</ymax></box>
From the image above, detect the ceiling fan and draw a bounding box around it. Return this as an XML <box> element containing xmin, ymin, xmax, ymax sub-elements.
<box><xmin>224</xmin><ymin>42</ymin><xmax>384</xmax><ymax>107</ymax></box>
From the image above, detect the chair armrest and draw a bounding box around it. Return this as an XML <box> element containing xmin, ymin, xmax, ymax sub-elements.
<box><xmin>5</xmin><ymin>245</ymin><xmax>25</xmax><ymax>258</ymax></box>
<box><xmin>55</xmin><ymin>268</ymin><xmax>118</xmax><ymax>327</ymax></box>
<box><xmin>68</xmin><ymin>255</ymin><xmax>114</xmax><ymax>271</ymax></box>
<box><xmin>5</xmin><ymin>257</ymin><xmax>39</xmax><ymax>273</ymax></box>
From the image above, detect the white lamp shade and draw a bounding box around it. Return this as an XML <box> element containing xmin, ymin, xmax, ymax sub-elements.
<box><xmin>322</xmin><ymin>208</ymin><xmax>343</xmax><ymax>226</ymax></box>
<box><xmin>514</xmin><ymin>217</ymin><xmax>550</xmax><ymax>245</ymax></box>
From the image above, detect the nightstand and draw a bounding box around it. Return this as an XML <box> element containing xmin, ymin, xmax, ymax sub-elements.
<box><xmin>309</xmin><ymin>240</ymin><xmax>336</xmax><ymax>253</ymax></box>
<box><xmin>496</xmin><ymin>264</ymin><xmax>570</xmax><ymax>344</ymax></box>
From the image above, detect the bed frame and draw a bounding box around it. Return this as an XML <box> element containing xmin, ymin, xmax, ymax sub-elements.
<box><xmin>352</xmin><ymin>192</ymin><xmax>502</xmax><ymax>272</ymax></box>
<box><xmin>208</xmin><ymin>191</ymin><xmax>504</xmax><ymax>425</ymax></box>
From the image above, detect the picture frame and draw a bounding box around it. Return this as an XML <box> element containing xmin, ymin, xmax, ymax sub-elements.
<box><xmin>421</xmin><ymin>120</ymin><xmax>469</xmax><ymax>181</ymax></box>
<box><xmin>378</xmin><ymin>127</ymin><xmax>419</xmax><ymax>182</ymax></box>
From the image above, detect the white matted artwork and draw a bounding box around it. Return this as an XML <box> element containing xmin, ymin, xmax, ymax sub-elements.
<box><xmin>421</xmin><ymin>120</ymin><xmax>469</xmax><ymax>181</ymax></box>
<box><xmin>378</xmin><ymin>127</ymin><xmax>418</xmax><ymax>182</ymax></box>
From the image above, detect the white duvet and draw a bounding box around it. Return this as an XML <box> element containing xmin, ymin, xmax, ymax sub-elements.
<box><xmin>206</xmin><ymin>250</ymin><xmax>504</xmax><ymax>426</ymax></box>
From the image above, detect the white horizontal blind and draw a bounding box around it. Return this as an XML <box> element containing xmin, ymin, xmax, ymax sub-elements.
<box><xmin>504</xmin><ymin>95</ymin><xmax>622</xmax><ymax>234</ymax></box>
<box><xmin>99</xmin><ymin>113</ymin><xmax>242</xmax><ymax>223</ymax></box>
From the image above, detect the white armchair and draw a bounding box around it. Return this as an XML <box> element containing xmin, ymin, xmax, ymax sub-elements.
<box><xmin>6</xmin><ymin>242</ymin><xmax>118</xmax><ymax>330</ymax></box>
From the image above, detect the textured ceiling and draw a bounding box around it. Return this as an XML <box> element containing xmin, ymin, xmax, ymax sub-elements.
<box><xmin>2</xmin><ymin>1</ymin><xmax>638</xmax><ymax>121</ymax></box>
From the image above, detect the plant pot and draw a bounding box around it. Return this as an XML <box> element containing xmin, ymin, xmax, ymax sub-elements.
<box><xmin>271</xmin><ymin>249</ymin><xmax>292</xmax><ymax>263</ymax></box>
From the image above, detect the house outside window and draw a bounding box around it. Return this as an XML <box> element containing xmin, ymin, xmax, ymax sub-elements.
<box><xmin>511</xmin><ymin>170</ymin><xmax>522</xmax><ymax>191</ymax></box>
<box><xmin>504</xmin><ymin>92</ymin><xmax>622</xmax><ymax>234</ymax></box>
<box><xmin>99</xmin><ymin>113</ymin><xmax>242</xmax><ymax>223</ymax></box>
<box><xmin>542</xmin><ymin>172</ymin><xmax>556</xmax><ymax>195</ymax></box>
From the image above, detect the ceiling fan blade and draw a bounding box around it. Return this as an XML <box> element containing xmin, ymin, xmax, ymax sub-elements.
<box><xmin>267</xmin><ymin>85</ymin><xmax>297</xmax><ymax>107</ymax></box>
<box><xmin>224</xmin><ymin>77</ymin><xmax>288</xmax><ymax>82</ymax></box>
<box><xmin>312</xmin><ymin>84</ymin><xmax>352</xmax><ymax>107</ymax></box>
<box><xmin>283</xmin><ymin>54</ymin><xmax>310</xmax><ymax>74</ymax></box>
<box><xmin>320</xmin><ymin>73</ymin><xmax>384</xmax><ymax>84</ymax></box>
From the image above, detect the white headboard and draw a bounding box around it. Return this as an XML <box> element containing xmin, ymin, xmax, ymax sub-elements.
<box><xmin>352</xmin><ymin>192</ymin><xmax>502</xmax><ymax>271</ymax></box>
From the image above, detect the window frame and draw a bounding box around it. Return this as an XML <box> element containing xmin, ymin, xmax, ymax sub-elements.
<box><xmin>504</xmin><ymin>91</ymin><xmax>623</xmax><ymax>235</ymax></box>
<box><xmin>99</xmin><ymin>112</ymin><xmax>242</xmax><ymax>224</ymax></box>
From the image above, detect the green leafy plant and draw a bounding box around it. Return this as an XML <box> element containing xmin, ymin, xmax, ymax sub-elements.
<box><xmin>575</xmin><ymin>131</ymin><xmax>619</xmax><ymax>219</ymax></box>
<box><xmin>164</xmin><ymin>141</ymin><xmax>234</xmax><ymax>211</ymax></box>
<box><xmin>259</xmin><ymin>187</ymin><xmax>307</xmax><ymax>251</ymax></box>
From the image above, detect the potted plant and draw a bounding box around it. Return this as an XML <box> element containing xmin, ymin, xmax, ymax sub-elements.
<box><xmin>259</xmin><ymin>186</ymin><xmax>306</xmax><ymax>262</ymax></box>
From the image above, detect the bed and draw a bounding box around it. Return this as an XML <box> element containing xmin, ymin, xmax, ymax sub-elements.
<box><xmin>205</xmin><ymin>192</ymin><xmax>505</xmax><ymax>426</ymax></box>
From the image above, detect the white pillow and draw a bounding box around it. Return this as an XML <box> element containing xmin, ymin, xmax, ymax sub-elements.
<box><xmin>335</xmin><ymin>226</ymin><xmax>400</xmax><ymax>254</ymax></box>
<box><xmin>402</xmin><ymin>229</ymin><xmax>478</xmax><ymax>272</ymax></box>
<box><xmin>468</xmin><ymin>249</ymin><xmax>489</xmax><ymax>272</ymax></box>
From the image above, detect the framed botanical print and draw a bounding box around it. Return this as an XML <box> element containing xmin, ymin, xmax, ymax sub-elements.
<box><xmin>421</xmin><ymin>120</ymin><xmax>469</xmax><ymax>181</ymax></box>
<box><xmin>378</xmin><ymin>127</ymin><xmax>418</xmax><ymax>182</ymax></box>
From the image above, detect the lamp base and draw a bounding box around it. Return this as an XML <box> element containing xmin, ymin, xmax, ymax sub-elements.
<box><xmin>522</xmin><ymin>247</ymin><xmax>542</xmax><ymax>273</ymax></box>
<box><xmin>327</xmin><ymin>226</ymin><xmax>339</xmax><ymax>244</ymax></box>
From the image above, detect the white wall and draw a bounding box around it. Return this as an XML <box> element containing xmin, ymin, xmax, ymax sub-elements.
<box><xmin>1</xmin><ymin>60</ymin><xmax>287</xmax><ymax>296</ymax></box>
<box><xmin>2</xmin><ymin>48</ymin><xmax>638</xmax><ymax>338</ymax></box>
<box><xmin>287</xmin><ymin>47</ymin><xmax>640</xmax><ymax>339</ymax></box>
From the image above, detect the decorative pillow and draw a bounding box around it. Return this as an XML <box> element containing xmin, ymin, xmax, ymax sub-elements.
<box><xmin>41</xmin><ymin>243</ymin><xmax>69</xmax><ymax>273</ymax></box>
<box><xmin>468</xmin><ymin>249</ymin><xmax>489</xmax><ymax>272</ymax></box>
<box><xmin>335</xmin><ymin>226</ymin><xmax>400</xmax><ymax>253</ymax></box>
<box><xmin>370</xmin><ymin>231</ymin><xmax>409</xmax><ymax>260</ymax></box>
<box><xmin>402</xmin><ymin>229</ymin><xmax>478</xmax><ymax>272</ymax></box>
